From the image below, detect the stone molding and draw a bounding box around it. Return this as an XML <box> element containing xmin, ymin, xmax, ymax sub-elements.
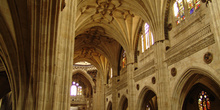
<box><xmin>134</xmin><ymin>66</ymin><xmax>156</xmax><ymax>82</ymax></box>
<box><xmin>173</xmin><ymin>14</ymin><xmax>206</xmax><ymax>38</ymax></box>
<box><xmin>167</xmin><ymin>24</ymin><xmax>212</xmax><ymax>57</ymax></box>
<box><xmin>116</xmin><ymin>81</ymin><xmax>128</xmax><ymax>91</ymax></box>
<box><xmin>135</xmin><ymin>60</ymin><xmax>154</xmax><ymax>74</ymax></box>
<box><xmin>166</xmin><ymin>29</ymin><xmax>214</xmax><ymax>66</ymax></box>
<box><xmin>134</xmin><ymin>60</ymin><xmax>155</xmax><ymax>82</ymax></box>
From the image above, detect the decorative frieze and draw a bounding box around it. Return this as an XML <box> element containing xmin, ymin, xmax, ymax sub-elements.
<box><xmin>167</xmin><ymin>24</ymin><xmax>212</xmax><ymax>57</ymax></box>
<box><xmin>166</xmin><ymin>34</ymin><xmax>215</xmax><ymax>66</ymax></box>
<box><xmin>166</xmin><ymin>23</ymin><xmax>215</xmax><ymax>66</ymax></box>
<box><xmin>173</xmin><ymin>14</ymin><xmax>206</xmax><ymax>39</ymax></box>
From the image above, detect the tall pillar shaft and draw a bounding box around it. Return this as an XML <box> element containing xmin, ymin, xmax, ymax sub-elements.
<box><xmin>154</xmin><ymin>42</ymin><xmax>170</xmax><ymax>110</ymax></box>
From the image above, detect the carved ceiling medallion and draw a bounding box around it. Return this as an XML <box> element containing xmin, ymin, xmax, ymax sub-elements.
<box><xmin>80</xmin><ymin>0</ymin><xmax>134</xmax><ymax>24</ymax></box>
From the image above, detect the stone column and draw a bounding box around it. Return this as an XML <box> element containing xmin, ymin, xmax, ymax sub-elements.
<box><xmin>94</xmin><ymin>71</ymin><xmax>105</xmax><ymax>110</ymax></box>
<box><xmin>29</xmin><ymin>0</ymin><xmax>76</xmax><ymax>110</ymax></box>
<box><xmin>126</xmin><ymin>52</ymin><xmax>135</xmax><ymax>110</ymax></box>
<box><xmin>154</xmin><ymin>41</ymin><xmax>170</xmax><ymax>110</ymax></box>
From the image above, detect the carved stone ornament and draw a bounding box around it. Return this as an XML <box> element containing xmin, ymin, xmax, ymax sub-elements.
<box><xmin>204</xmin><ymin>52</ymin><xmax>213</xmax><ymax>64</ymax></box>
<box><xmin>171</xmin><ymin>67</ymin><xmax>177</xmax><ymax>77</ymax></box>
<box><xmin>136</xmin><ymin>84</ymin><xmax>139</xmax><ymax>90</ymax></box>
<box><xmin>80</xmin><ymin>0</ymin><xmax>134</xmax><ymax>24</ymax></box>
<box><xmin>152</xmin><ymin>77</ymin><xmax>156</xmax><ymax>84</ymax></box>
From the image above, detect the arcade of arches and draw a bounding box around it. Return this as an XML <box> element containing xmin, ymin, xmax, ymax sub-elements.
<box><xmin>0</xmin><ymin>0</ymin><xmax>220</xmax><ymax>110</ymax></box>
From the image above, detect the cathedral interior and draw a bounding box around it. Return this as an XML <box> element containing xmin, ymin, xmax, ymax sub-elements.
<box><xmin>0</xmin><ymin>0</ymin><xmax>220</xmax><ymax>110</ymax></box>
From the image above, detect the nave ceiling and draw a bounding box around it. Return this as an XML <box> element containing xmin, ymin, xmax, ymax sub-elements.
<box><xmin>74</xmin><ymin>0</ymin><xmax>168</xmax><ymax>73</ymax></box>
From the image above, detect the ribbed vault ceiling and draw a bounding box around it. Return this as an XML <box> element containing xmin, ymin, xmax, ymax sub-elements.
<box><xmin>74</xmin><ymin>0</ymin><xmax>168</xmax><ymax>72</ymax></box>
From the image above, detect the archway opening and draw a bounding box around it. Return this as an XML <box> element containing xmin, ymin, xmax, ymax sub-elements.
<box><xmin>71</xmin><ymin>61</ymin><xmax>96</xmax><ymax>110</ymax></box>
<box><xmin>122</xmin><ymin>98</ymin><xmax>128</xmax><ymax>110</ymax></box>
<box><xmin>107</xmin><ymin>101</ymin><xmax>112</xmax><ymax>110</ymax></box>
<box><xmin>182</xmin><ymin>83</ymin><xmax>220</xmax><ymax>110</ymax></box>
<box><xmin>140</xmin><ymin>90</ymin><xmax>158</xmax><ymax>110</ymax></box>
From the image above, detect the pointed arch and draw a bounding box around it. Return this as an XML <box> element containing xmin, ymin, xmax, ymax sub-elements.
<box><xmin>107</xmin><ymin>101</ymin><xmax>112</xmax><ymax>110</ymax></box>
<box><xmin>72</xmin><ymin>69</ymin><xmax>95</xmax><ymax>88</ymax></box>
<box><xmin>172</xmin><ymin>68</ymin><xmax>220</xmax><ymax>110</ymax></box>
<box><xmin>136</xmin><ymin>86</ymin><xmax>158</xmax><ymax>110</ymax></box>
<box><xmin>118</xmin><ymin>95</ymin><xmax>128</xmax><ymax>110</ymax></box>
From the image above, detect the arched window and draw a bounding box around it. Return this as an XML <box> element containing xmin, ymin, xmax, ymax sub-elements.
<box><xmin>198</xmin><ymin>91</ymin><xmax>210</xmax><ymax>110</ymax></box>
<box><xmin>141</xmin><ymin>23</ymin><xmax>154</xmax><ymax>53</ymax></box>
<box><xmin>70</xmin><ymin>81</ymin><xmax>82</xmax><ymax>96</ymax></box>
<box><xmin>71</xmin><ymin>82</ymin><xmax>77</xmax><ymax>96</ymax></box>
<box><xmin>174</xmin><ymin>0</ymin><xmax>185</xmax><ymax>24</ymax></box>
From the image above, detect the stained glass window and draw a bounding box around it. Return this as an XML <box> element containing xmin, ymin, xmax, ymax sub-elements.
<box><xmin>198</xmin><ymin>91</ymin><xmax>210</xmax><ymax>110</ymax></box>
<box><xmin>174</xmin><ymin>0</ymin><xmax>185</xmax><ymax>24</ymax></box>
<box><xmin>194</xmin><ymin>0</ymin><xmax>201</xmax><ymax>10</ymax></box>
<box><xmin>187</xmin><ymin>0</ymin><xmax>200</xmax><ymax>14</ymax></box>
<box><xmin>187</xmin><ymin>0</ymin><xmax>194</xmax><ymax>14</ymax></box>
<box><xmin>122</xmin><ymin>50</ymin><xmax>126</xmax><ymax>68</ymax></box>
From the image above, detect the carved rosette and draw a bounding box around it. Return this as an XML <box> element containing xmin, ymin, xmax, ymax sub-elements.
<box><xmin>204</xmin><ymin>52</ymin><xmax>213</xmax><ymax>64</ymax></box>
<box><xmin>171</xmin><ymin>67</ymin><xmax>177</xmax><ymax>77</ymax></box>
